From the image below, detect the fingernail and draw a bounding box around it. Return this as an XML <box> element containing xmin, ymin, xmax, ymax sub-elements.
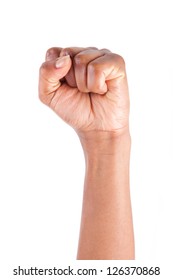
<box><xmin>55</xmin><ymin>55</ymin><xmax>70</xmax><ymax>68</ymax></box>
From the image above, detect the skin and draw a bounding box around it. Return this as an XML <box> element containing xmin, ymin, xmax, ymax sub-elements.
<box><xmin>39</xmin><ymin>47</ymin><xmax>135</xmax><ymax>260</ymax></box>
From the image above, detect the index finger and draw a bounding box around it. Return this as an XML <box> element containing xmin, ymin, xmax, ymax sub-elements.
<box><xmin>45</xmin><ymin>47</ymin><xmax>62</xmax><ymax>61</ymax></box>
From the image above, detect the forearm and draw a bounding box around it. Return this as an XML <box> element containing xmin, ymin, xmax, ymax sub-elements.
<box><xmin>77</xmin><ymin>130</ymin><xmax>135</xmax><ymax>260</ymax></box>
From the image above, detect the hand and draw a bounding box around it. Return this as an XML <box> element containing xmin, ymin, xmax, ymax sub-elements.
<box><xmin>39</xmin><ymin>48</ymin><xmax>134</xmax><ymax>260</ymax></box>
<box><xmin>39</xmin><ymin>47</ymin><xmax>129</xmax><ymax>134</ymax></box>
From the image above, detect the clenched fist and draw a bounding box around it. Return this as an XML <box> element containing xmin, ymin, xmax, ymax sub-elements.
<box><xmin>38</xmin><ymin>47</ymin><xmax>134</xmax><ymax>260</ymax></box>
<box><xmin>39</xmin><ymin>47</ymin><xmax>129</xmax><ymax>133</ymax></box>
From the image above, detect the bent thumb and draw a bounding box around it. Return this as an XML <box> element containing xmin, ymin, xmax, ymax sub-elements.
<box><xmin>39</xmin><ymin>55</ymin><xmax>71</xmax><ymax>101</ymax></box>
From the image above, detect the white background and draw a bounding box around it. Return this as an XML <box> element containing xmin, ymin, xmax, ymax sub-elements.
<box><xmin>0</xmin><ymin>0</ymin><xmax>172</xmax><ymax>278</ymax></box>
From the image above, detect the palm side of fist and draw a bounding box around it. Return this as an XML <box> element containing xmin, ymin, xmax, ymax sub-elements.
<box><xmin>39</xmin><ymin>47</ymin><xmax>129</xmax><ymax>133</ymax></box>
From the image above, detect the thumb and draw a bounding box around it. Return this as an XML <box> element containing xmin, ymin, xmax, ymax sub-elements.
<box><xmin>39</xmin><ymin>55</ymin><xmax>71</xmax><ymax>103</ymax></box>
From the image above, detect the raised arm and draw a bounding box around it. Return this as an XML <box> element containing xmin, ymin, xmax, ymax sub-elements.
<box><xmin>39</xmin><ymin>46</ymin><xmax>135</xmax><ymax>259</ymax></box>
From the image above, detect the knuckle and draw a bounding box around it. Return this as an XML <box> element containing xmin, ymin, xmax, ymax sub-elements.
<box><xmin>88</xmin><ymin>63</ymin><xmax>103</xmax><ymax>91</ymax></box>
<box><xmin>46</xmin><ymin>47</ymin><xmax>55</xmax><ymax>56</ymax></box>
<box><xmin>74</xmin><ymin>53</ymin><xmax>85</xmax><ymax>65</ymax></box>
<box><xmin>112</xmin><ymin>53</ymin><xmax>126</xmax><ymax>67</ymax></box>
<box><xmin>60</xmin><ymin>47</ymin><xmax>70</xmax><ymax>56</ymax></box>
<box><xmin>88</xmin><ymin>46</ymin><xmax>98</xmax><ymax>50</ymax></box>
<box><xmin>118</xmin><ymin>54</ymin><xmax>126</xmax><ymax>66</ymax></box>
<box><xmin>100</xmin><ymin>48</ymin><xmax>111</xmax><ymax>53</ymax></box>
<box><xmin>46</xmin><ymin>48</ymin><xmax>55</xmax><ymax>60</ymax></box>
<box><xmin>88</xmin><ymin>61</ymin><xmax>98</xmax><ymax>74</ymax></box>
<box><xmin>61</xmin><ymin>47</ymin><xmax>84</xmax><ymax>57</ymax></box>
<box><xmin>46</xmin><ymin>47</ymin><xmax>62</xmax><ymax>60</ymax></box>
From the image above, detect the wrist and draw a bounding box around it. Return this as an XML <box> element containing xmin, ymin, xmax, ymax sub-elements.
<box><xmin>77</xmin><ymin>128</ymin><xmax>131</xmax><ymax>157</ymax></box>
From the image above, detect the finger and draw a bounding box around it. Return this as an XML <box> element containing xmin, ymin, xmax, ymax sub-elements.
<box><xmin>59</xmin><ymin>47</ymin><xmax>98</xmax><ymax>88</ymax></box>
<box><xmin>60</xmin><ymin>47</ymin><xmax>98</xmax><ymax>57</ymax></box>
<box><xmin>87</xmin><ymin>53</ymin><xmax>126</xmax><ymax>94</ymax></box>
<box><xmin>100</xmin><ymin>48</ymin><xmax>111</xmax><ymax>53</ymax></box>
<box><xmin>73</xmin><ymin>49</ymin><xmax>107</xmax><ymax>92</ymax></box>
<box><xmin>39</xmin><ymin>55</ymin><xmax>72</xmax><ymax>104</ymax></box>
<box><xmin>60</xmin><ymin>47</ymin><xmax>86</xmax><ymax>87</ymax></box>
<box><xmin>45</xmin><ymin>47</ymin><xmax>62</xmax><ymax>61</ymax></box>
<box><xmin>60</xmin><ymin>47</ymin><xmax>87</xmax><ymax>57</ymax></box>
